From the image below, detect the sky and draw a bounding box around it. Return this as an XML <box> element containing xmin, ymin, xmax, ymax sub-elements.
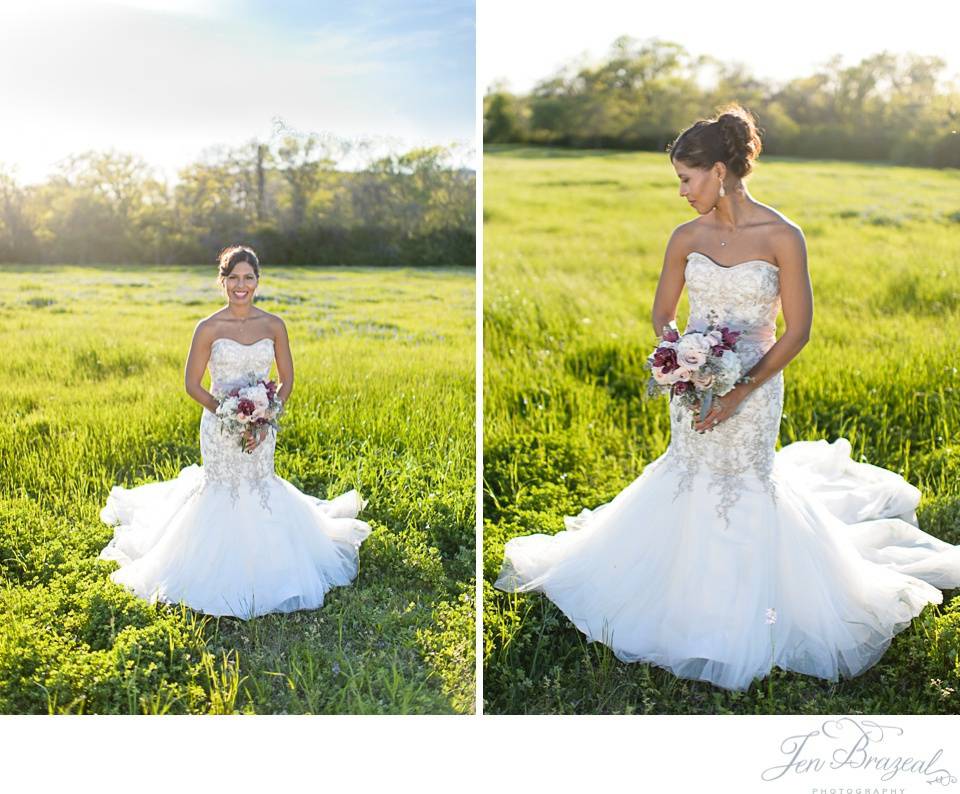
<box><xmin>0</xmin><ymin>0</ymin><xmax>475</xmax><ymax>184</ymax></box>
<box><xmin>479</xmin><ymin>0</ymin><xmax>960</xmax><ymax>94</ymax></box>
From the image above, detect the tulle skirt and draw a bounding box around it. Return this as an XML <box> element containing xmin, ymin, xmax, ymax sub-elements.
<box><xmin>100</xmin><ymin>465</ymin><xmax>372</xmax><ymax>619</ymax></box>
<box><xmin>496</xmin><ymin>439</ymin><xmax>960</xmax><ymax>691</ymax></box>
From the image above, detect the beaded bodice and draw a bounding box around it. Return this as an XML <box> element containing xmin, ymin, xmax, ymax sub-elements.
<box><xmin>199</xmin><ymin>337</ymin><xmax>277</xmax><ymax>508</ymax></box>
<box><xmin>665</xmin><ymin>253</ymin><xmax>785</xmax><ymax>527</ymax></box>
<box><xmin>208</xmin><ymin>336</ymin><xmax>275</xmax><ymax>393</ymax></box>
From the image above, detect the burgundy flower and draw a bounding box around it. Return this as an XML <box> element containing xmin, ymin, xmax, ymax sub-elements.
<box><xmin>662</xmin><ymin>328</ymin><xmax>680</xmax><ymax>343</ymax></box>
<box><xmin>237</xmin><ymin>398</ymin><xmax>256</xmax><ymax>417</ymax></box>
<box><xmin>672</xmin><ymin>380</ymin><xmax>691</xmax><ymax>395</ymax></box>
<box><xmin>264</xmin><ymin>380</ymin><xmax>277</xmax><ymax>400</ymax></box>
<box><xmin>720</xmin><ymin>327</ymin><xmax>740</xmax><ymax>348</ymax></box>
<box><xmin>711</xmin><ymin>345</ymin><xmax>726</xmax><ymax>357</ymax></box>
<box><xmin>652</xmin><ymin>346</ymin><xmax>679</xmax><ymax>373</ymax></box>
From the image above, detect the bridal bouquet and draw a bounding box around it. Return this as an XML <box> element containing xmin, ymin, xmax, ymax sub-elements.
<box><xmin>214</xmin><ymin>374</ymin><xmax>284</xmax><ymax>450</ymax></box>
<box><xmin>645</xmin><ymin>317</ymin><xmax>747</xmax><ymax>421</ymax></box>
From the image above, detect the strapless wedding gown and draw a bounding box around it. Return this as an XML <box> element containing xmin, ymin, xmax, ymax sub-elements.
<box><xmin>496</xmin><ymin>251</ymin><xmax>960</xmax><ymax>691</ymax></box>
<box><xmin>99</xmin><ymin>337</ymin><xmax>372</xmax><ymax>619</ymax></box>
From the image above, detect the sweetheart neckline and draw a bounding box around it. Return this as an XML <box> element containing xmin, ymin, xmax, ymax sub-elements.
<box><xmin>687</xmin><ymin>251</ymin><xmax>779</xmax><ymax>270</ymax></box>
<box><xmin>211</xmin><ymin>337</ymin><xmax>275</xmax><ymax>348</ymax></box>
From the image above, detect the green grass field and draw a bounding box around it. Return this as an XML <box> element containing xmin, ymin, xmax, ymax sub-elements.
<box><xmin>0</xmin><ymin>265</ymin><xmax>475</xmax><ymax>714</ymax></box>
<box><xmin>483</xmin><ymin>146</ymin><xmax>960</xmax><ymax>714</ymax></box>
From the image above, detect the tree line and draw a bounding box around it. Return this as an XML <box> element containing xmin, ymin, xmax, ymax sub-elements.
<box><xmin>0</xmin><ymin>135</ymin><xmax>475</xmax><ymax>266</ymax></box>
<box><xmin>484</xmin><ymin>37</ymin><xmax>960</xmax><ymax>167</ymax></box>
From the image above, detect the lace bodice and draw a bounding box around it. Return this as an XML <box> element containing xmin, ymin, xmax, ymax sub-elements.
<box><xmin>208</xmin><ymin>337</ymin><xmax>275</xmax><ymax>393</ymax></box>
<box><xmin>666</xmin><ymin>253</ymin><xmax>785</xmax><ymax>527</ymax></box>
<box><xmin>683</xmin><ymin>252</ymin><xmax>781</xmax><ymax>363</ymax></box>
<box><xmin>199</xmin><ymin>337</ymin><xmax>278</xmax><ymax>509</ymax></box>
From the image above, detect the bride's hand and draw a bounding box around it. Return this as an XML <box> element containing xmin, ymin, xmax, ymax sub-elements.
<box><xmin>243</xmin><ymin>426</ymin><xmax>269</xmax><ymax>454</ymax></box>
<box><xmin>693</xmin><ymin>384</ymin><xmax>751</xmax><ymax>433</ymax></box>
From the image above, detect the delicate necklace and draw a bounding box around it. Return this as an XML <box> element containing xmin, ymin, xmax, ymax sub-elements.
<box><xmin>719</xmin><ymin>226</ymin><xmax>740</xmax><ymax>247</ymax></box>
<box><xmin>718</xmin><ymin>191</ymin><xmax>749</xmax><ymax>246</ymax></box>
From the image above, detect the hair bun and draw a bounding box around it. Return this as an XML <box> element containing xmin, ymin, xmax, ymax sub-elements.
<box><xmin>668</xmin><ymin>103</ymin><xmax>763</xmax><ymax>178</ymax></box>
<box><xmin>714</xmin><ymin>105</ymin><xmax>762</xmax><ymax>176</ymax></box>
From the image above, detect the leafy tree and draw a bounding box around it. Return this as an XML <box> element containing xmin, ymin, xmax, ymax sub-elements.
<box><xmin>483</xmin><ymin>37</ymin><xmax>960</xmax><ymax>168</ymax></box>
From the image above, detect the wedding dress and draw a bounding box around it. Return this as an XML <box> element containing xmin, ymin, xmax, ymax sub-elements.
<box><xmin>99</xmin><ymin>337</ymin><xmax>371</xmax><ymax>619</ymax></box>
<box><xmin>495</xmin><ymin>251</ymin><xmax>960</xmax><ymax>691</ymax></box>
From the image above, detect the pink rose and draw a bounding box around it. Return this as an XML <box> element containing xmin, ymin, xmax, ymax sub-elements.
<box><xmin>692</xmin><ymin>370</ymin><xmax>715</xmax><ymax>389</ymax></box>
<box><xmin>652</xmin><ymin>366</ymin><xmax>673</xmax><ymax>386</ymax></box>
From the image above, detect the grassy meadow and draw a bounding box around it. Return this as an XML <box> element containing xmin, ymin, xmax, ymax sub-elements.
<box><xmin>0</xmin><ymin>265</ymin><xmax>475</xmax><ymax>714</ymax></box>
<box><xmin>483</xmin><ymin>146</ymin><xmax>960</xmax><ymax>714</ymax></box>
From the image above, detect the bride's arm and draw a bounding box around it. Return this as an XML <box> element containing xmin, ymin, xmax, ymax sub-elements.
<box><xmin>273</xmin><ymin>318</ymin><xmax>294</xmax><ymax>406</ymax></box>
<box><xmin>651</xmin><ymin>226</ymin><xmax>692</xmax><ymax>336</ymax></box>
<box><xmin>694</xmin><ymin>226</ymin><xmax>812</xmax><ymax>432</ymax></box>
<box><xmin>741</xmin><ymin>226</ymin><xmax>812</xmax><ymax>390</ymax></box>
<box><xmin>184</xmin><ymin>321</ymin><xmax>219</xmax><ymax>412</ymax></box>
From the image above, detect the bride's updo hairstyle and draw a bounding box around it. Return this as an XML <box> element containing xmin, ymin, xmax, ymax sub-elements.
<box><xmin>667</xmin><ymin>103</ymin><xmax>763</xmax><ymax>178</ymax></box>
<box><xmin>217</xmin><ymin>245</ymin><xmax>261</xmax><ymax>289</ymax></box>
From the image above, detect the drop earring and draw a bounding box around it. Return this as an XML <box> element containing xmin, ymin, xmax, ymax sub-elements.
<box><xmin>718</xmin><ymin>178</ymin><xmax>725</xmax><ymax>198</ymax></box>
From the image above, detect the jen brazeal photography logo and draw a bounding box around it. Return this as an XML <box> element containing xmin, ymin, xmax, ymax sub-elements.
<box><xmin>761</xmin><ymin>717</ymin><xmax>957</xmax><ymax>788</ymax></box>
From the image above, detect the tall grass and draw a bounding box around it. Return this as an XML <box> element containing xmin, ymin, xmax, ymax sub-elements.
<box><xmin>483</xmin><ymin>146</ymin><xmax>960</xmax><ymax>714</ymax></box>
<box><xmin>0</xmin><ymin>264</ymin><xmax>475</xmax><ymax>714</ymax></box>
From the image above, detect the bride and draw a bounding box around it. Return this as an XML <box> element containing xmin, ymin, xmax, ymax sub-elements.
<box><xmin>495</xmin><ymin>105</ymin><xmax>960</xmax><ymax>692</ymax></box>
<box><xmin>99</xmin><ymin>245</ymin><xmax>371</xmax><ymax>619</ymax></box>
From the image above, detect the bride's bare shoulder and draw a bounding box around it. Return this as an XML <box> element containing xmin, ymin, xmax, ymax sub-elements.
<box><xmin>189</xmin><ymin>310</ymin><xmax>235</xmax><ymax>347</ymax></box>
<box><xmin>754</xmin><ymin>203</ymin><xmax>802</xmax><ymax>233</ymax></box>
<box><xmin>255</xmin><ymin>308</ymin><xmax>284</xmax><ymax>323</ymax></box>
<box><xmin>664</xmin><ymin>218</ymin><xmax>699</xmax><ymax>252</ymax></box>
<box><xmin>753</xmin><ymin>206</ymin><xmax>807</xmax><ymax>265</ymax></box>
<box><xmin>255</xmin><ymin>310</ymin><xmax>287</xmax><ymax>333</ymax></box>
<box><xmin>193</xmin><ymin>310</ymin><xmax>226</xmax><ymax>333</ymax></box>
<box><xmin>668</xmin><ymin>218</ymin><xmax>700</xmax><ymax>238</ymax></box>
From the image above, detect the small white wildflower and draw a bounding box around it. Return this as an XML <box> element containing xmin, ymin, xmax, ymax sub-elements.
<box><xmin>765</xmin><ymin>607</ymin><xmax>777</xmax><ymax>625</ymax></box>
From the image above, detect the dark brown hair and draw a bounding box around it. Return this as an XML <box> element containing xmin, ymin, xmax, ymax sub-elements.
<box><xmin>217</xmin><ymin>245</ymin><xmax>260</xmax><ymax>287</ymax></box>
<box><xmin>667</xmin><ymin>104</ymin><xmax>763</xmax><ymax>178</ymax></box>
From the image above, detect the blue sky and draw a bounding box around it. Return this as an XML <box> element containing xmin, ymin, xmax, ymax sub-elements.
<box><xmin>0</xmin><ymin>0</ymin><xmax>475</xmax><ymax>183</ymax></box>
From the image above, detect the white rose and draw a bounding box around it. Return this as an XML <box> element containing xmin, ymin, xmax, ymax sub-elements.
<box><xmin>714</xmin><ymin>351</ymin><xmax>743</xmax><ymax>392</ymax></box>
<box><xmin>677</xmin><ymin>334</ymin><xmax>710</xmax><ymax>370</ymax></box>
<box><xmin>720</xmin><ymin>350</ymin><xmax>741</xmax><ymax>375</ymax></box>
<box><xmin>651</xmin><ymin>366</ymin><xmax>672</xmax><ymax>386</ymax></box>
<box><xmin>691</xmin><ymin>370</ymin><xmax>715</xmax><ymax>389</ymax></box>
<box><xmin>218</xmin><ymin>396</ymin><xmax>239</xmax><ymax>416</ymax></box>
